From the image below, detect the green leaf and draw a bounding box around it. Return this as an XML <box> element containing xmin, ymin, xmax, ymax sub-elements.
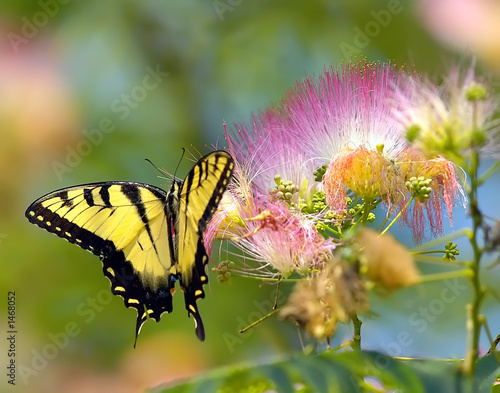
<box><xmin>260</xmin><ymin>364</ymin><xmax>295</xmax><ymax>392</ymax></box>
<box><xmin>325</xmin><ymin>351</ymin><xmax>423</xmax><ymax>393</ymax></box>
<box><xmin>151</xmin><ymin>350</ymin><xmax>500</xmax><ymax>393</ymax></box>
<box><xmin>400</xmin><ymin>358</ymin><xmax>460</xmax><ymax>393</ymax></box>
<box><xmin>289</xmin><ymin>357</ymin><xmax>332</xmax><ymax>393</ymax></box>
<box><xmin>474</xmin><ymin>351</ymin><xmax>500</xmax><ymax>392</ymax></box>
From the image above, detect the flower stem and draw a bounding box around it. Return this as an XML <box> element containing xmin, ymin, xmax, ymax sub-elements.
<box><xmin>462</xmin><ymin>147</ymin><xmax>485</xmax><ymax>376</ymax></box>
<box><xmin>239</xmin><ymin>306</ymin><xmax>283</xmax><ymax>333</ymax></box>
<box><xmin>479</xmin><ymin>159</ymin><xmax>500</xmax><ymax>184</ymax></box>
<box><xmin>378</xmin><ymin>201</ymin><xmax>398</xmax><ymax>232</ymax></box>
<box><xmin>380</xmin><ymin>195</ymin><xmax>415</xmax><ymax>236</ymax></box>
<box><xmin>349</xmin><ymin>200</ymin><xmax>374</xmax><ymax>349</ymax></box>
<box><xmin>411</xmin><ymin>228</ymin><xmax>470</xmax><ymax>253</ymax></box>
<box><xmin>417</xmin><ymin>269</ymin><xmax>471</xmax><ymax>284</ymax></box>
<box><xmin>413</xmin><ymin>250</ymin><xmax>446</xmax><ymax>255</ymax></box>
<box><xmin>415</xmin><ymin>255</ymin><xmax>469</xmax><ymax>267</ymax></box>
<box><xmin>351</xmin><ymin>314</ymin><xmax>362</xmax><ymax>350</ymax></box>
<box><xmin>350</xmin><ymin>200</ymin><xmax>372</xmax><ymax>230</ymax></box>
<box><xmin>241</xmin><ymin>276</ymin><xmax>303</xmax><ymax>282</ymax></box>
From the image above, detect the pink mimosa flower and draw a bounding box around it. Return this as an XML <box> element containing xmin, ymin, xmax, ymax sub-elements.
<box><xmin>227</xmin><ymin>200</ymin><xmax>337</xmax><ymax>278</ymax></box>
<box><xmin>393</xmin><ymin>66</ymin><xmax>499</xmax><ymax>160</ymax></box>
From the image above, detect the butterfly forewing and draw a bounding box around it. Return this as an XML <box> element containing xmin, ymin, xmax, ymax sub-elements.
<box><xmin>26</xmin><ymin>182</ymin><xmax>176</xmax><ymax>343</ymax></box>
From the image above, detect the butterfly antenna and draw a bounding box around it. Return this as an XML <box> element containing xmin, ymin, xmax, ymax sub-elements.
<box><xmin>173</xmin><ymin>148</ymin><xmax>186</xmax><ymax>179</ymax></box>
<box><xmin>145</xmin><ymin>158</ymin><xmax>168</xmax><ymax>177</ymax></box>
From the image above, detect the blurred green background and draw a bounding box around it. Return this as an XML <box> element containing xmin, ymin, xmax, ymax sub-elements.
<box><xmin>1</xmin><ymin>1</ymin><xmax>500</xmax><ymax>392</ymax></box>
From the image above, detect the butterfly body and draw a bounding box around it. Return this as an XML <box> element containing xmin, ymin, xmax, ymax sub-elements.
<box><xmin>26</xmin><ymin>151</ymin><xmax>234</xmax><ymax>344</ymax></box>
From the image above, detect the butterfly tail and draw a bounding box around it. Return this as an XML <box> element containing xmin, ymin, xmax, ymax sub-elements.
<box><xmin>131</xmin><ymin>287</ymin><xmax>175</xmax><ymax>347</ymax></box>
<box><xmin>181</xmin><ymin>284</ymin><xmax>206</xmax><ymax>341</ymax></box>
<box><xmin>134</xmin><ymin>311</ymin><xmax>148</xmax><ymax>348</ymax></box>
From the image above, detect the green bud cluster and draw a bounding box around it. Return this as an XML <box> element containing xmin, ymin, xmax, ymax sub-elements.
<box><xmin>443</xmin><ymin>241</ymin><xmax>460</xmax><ymax>261</ymax></box>
<box><xmin>315</xmin><ymin>222</ymin><xmax>327</xmax><ymax>232</ymax></box>
<box><xmin>270</xmin><ymin>175</ymin><xmax>298</xmax><ymax>202</ymax></box>
<box><xmin>313</xmin><ymin>164</ymin><xmax>327</xmax><ymax>182</ymax></box>
<box><xmin>325</xmin><ymin>211</ymin><xmax>336</xmax><ymax>221</ymax></box>
<box><xmin>211</xmin><ymin>261</ymin><xmax>235</xmax><ymax>283</ymax></box>
<box><xmin>311</xmin><ymin>191</ymin><xmax>327</xmax><ymax>213</ymax></box>
<box><xmin>347</xmin><ymin>203</ymin><xmax>376</xmax><ymax>223</ymax></box>
<box><xmin>348</xmin><ymin>203</ymin><xmax>363</xmax><ymax>217</ymax></box>
<box><xmin>406</xmin><ymin>176</ymin><xmax>433</xmax><ymax>203</ymax></box>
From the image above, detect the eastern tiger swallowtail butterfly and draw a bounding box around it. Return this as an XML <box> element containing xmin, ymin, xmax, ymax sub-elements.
<box><xmin>25</xmin><ymin>150</ymin><xmax>234</xmax><ymax>345</ymax></box>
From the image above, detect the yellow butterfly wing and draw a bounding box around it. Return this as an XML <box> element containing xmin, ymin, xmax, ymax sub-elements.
<box><xmin>25</xmin><ymin>182</ymin><xmax>175</xmax><ymax>343</ymax></box>
<box><xmin>176</xmin><ymin>151</ymin><xmax>234</xmax><ymax>340</ymax></box>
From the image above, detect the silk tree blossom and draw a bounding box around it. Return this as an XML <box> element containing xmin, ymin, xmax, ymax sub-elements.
<box><xmin>417</xmin><ymin>0</ymin><xmax>500</xmax><ymax>71</ymax></box>
<box><xmin>273</xmin><ymin>61</ymin><xmax>414</xmax><ymax>212</ymax></box>
<box><xmin>207</xmin><ymin>168</ymin><xmax>337</xmax><ymax>278</ymax></box>
<box><xmin>393</xmin><ymin>66</ymin><xmax>500</xmax><ymax>160</ymax></box>
<box><xmin>204</xmin><ymin>160</ymin><xmax>254</xmax><ymax>255</ymax></box>
<box><xmin>358</xmin><ymin>229</ymin><xmax>419</xmax><ymax>290</ymax></box>
<box><xmin>232</xmin><ymin>203</ymin><xmax>336</xmax><ymax>278</ymax></box>
<box><xmin>397</xmin><ymin>148</ymin><xmax>465</xmax><ymax>242</ymax></box>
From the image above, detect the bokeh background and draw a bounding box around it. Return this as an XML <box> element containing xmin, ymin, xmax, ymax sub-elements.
<box><xmin>1</xmin><ymin>1</ymin><xmax>500</xmax><ymax>392</ymax></box>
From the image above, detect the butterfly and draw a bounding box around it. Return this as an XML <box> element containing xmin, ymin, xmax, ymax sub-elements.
<box><xmin>25</xmin><ymin>150</ymin><xmax>234</xmax><ymax>345</ymax></box>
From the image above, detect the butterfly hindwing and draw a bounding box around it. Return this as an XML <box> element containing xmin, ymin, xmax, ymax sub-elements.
<box><xmin>25</xmin><ymin>151</ymin><xmax>234</xmax><ymax>344</ymax></box>
<box><xmin>176</xmin><ymin>151</ymin><xmax>234</xmax><ymax>340</ymax></box>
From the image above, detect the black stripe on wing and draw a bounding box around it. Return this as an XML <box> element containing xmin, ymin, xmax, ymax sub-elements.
<box><xmin>197</xmin><ymin>153</ymin><xmax>234</xmax><ymax>235</ymax></box>
<box><xmin>26</xmin><ymin>197</ymin><xmax>115</xmax><ymax>257</ymax></box>
<box><xmin>121</xmin><ymin>183</ymin><xmax>159</xmax><ymax>255</ymax></box>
